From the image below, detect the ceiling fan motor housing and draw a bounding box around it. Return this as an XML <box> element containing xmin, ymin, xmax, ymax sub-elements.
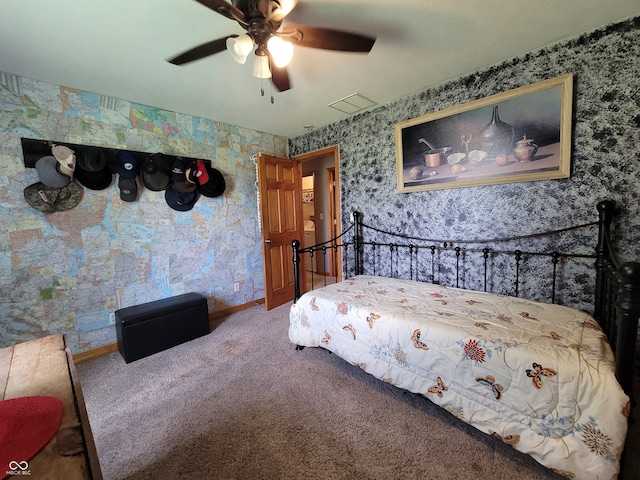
<box><xmin>234</xmin><ymin>0</ymin><xmax>283</xmax><ymax>45</ymax></box>
<box><xmin>233</xmin><ymin>0</ymin><xmax>279</xmax><ymax>20</ymax></box>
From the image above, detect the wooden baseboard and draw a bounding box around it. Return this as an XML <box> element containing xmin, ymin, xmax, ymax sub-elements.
<box><xmin>73</xmin><ymin>343</ymin><xmax>119</xmax><ymax>363</ymax></box>
<box><xmin>73</xmin><ymin>298</ymin><xmax>265</xmax><ymax>363</ymax></box>
<box><xmin>210</xmin><ymin>298</ymin><xmax>265</xmax><ymax>319</ymax></box>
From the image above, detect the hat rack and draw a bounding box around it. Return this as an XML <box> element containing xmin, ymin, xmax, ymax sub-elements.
<box><xmin>20</xmin><ymin>138</ymin><xmax>226</xmax><ymax>211</ymax></box>
<box><xmin>20</xmin><ymin>138</ymin><xmax>207</xmax><ymax>172</ymax></box>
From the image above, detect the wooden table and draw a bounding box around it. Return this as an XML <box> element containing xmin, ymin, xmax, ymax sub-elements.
<box><xmin>0</xmin><ymin>334</ymin><xmax>102</xmax><ymax>479</ymax></box>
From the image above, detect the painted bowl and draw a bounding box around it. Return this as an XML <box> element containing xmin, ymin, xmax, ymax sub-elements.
<box><xmin>468</xmin><ymin>150</ymin><xmax>488</xmax><ymax>164</ymax></box>
<box><xmin>447</xmin><ymin>153</ymin><xmax>466</xmax><ymax>165</ymax></box>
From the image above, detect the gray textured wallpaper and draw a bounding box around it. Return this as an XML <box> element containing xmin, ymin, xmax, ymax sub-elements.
<box><xmin>290</xmin><ymin>17</ymin><xmax>640</xmax><ymax>326</ymax></box>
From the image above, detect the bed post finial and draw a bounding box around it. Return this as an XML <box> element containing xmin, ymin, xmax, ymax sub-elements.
<box><xmin>292</xmin><ymin>239</ymin><xmax>301</xmax><ymax>302</ymax></box>
<box><xmin>353</xmin><ymin>211</ymin><xmax>363</xmax><ymax>275</ymax></box>
<box><xmin>594</xmin><ymin>200</ymin><xmax>616</xmax><ymax>323</ymax></box>
<box><xmin>597</xmin><ymin>199</ymin><xmax>616</xmax><ymax>219</ymax></box>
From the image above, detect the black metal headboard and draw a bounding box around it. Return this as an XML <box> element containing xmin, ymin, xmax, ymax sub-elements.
<box><xmin>292</xmin><ymin>200</ymin><xmax>640</xmax><ymax>396</ymax></box>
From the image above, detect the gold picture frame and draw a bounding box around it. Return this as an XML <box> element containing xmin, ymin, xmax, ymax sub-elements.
<box><xmin>395</xmin><ymin>73</ymin><xmax>573</xmax><ymax>192</ymax></box>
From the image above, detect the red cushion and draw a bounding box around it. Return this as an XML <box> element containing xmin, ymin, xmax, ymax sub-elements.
<box><xmin>0</xmin><ymin>396</ymin><xmax>62</xmax><ymax>479</ymax></box>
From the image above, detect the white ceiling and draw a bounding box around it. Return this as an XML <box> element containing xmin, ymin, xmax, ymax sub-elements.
<box><xmin>1</xmin><ymin>0</ymin><xmax>638</xmax><ymax>138</ymax></box>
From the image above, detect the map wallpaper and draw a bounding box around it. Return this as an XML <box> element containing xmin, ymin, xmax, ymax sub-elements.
<box><xmin>0</xmin><ymin>74</ymin><xmax>286</xmax><ymax>353</ymax></box>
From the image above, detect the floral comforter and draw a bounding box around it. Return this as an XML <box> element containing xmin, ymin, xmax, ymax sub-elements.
<box><xmin>289</xmin><ymin>275</ymin><xmax>630</xmax><ymax>479</ymax></box>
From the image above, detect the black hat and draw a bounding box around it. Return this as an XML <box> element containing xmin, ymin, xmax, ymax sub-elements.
<box><xmin>75</xmin><ymin>148</ymin><xmax>112</xmax><ymax>191</ymax></box>
<box><xmin>118</xmin><ymin>177</ymin><xmax>137</xmax><ymax>202</ymax></box>
<box><xmin>104</xmin><ymin>149</ymin><xmax>120</xmax><ymax>174</ymax></box>
<box><xmin>151</xmin><ymin>153</ymin><xmax>173</xmax><ymax>172</ymax></box>
<box><xmin>118</xmin><ymin>151</ymin><xmax>139</xmax><ymax>201</ymax></box>
<box><xmin>171</xmin><ymin>158</ymin><xmax>197</xmax><ymax>193</ymax></box>
<box><xmin>24</xmin><ymin>181</ymin><xmax>82</xmax><ymax>213</ymax></box>
<box><xmin>171</xmin><ymin>158</ymin><xmax>187</xmax><ymax>182</ymax></box>
<box><xmin>165</xmin><ymin>186</ymin><xmax>199</xmax><ymax>211</ymax></box>
<box><xmin>141</xmin><ymin>155</ymin><xmax>170</xmax><ymax>191</ymax></box>
<box><xmin>197</xmin><ymin>163</ymin><xmax>226</xmax><ymax>198</ymax></box>
<box><xmin>118</xmin><ymin>151</ymin><xmax>139</xmax><ymax>179</ymax></box>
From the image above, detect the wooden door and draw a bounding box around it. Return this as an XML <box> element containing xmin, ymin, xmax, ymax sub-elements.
<box><xmin>258</xmin><ymin>153</ymin><xmax>303</xmax><ymax>310</ymax></box>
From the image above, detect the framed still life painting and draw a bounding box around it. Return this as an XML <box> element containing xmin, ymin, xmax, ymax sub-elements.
<box><xmin>395</xmin><ymin>73</ymin><xmax>573</xmax><ymax>192</ymax></box>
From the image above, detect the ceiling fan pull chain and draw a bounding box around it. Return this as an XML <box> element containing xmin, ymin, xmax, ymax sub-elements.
<box><xmin>270</xmin><ymin>77</ymin><xmax>275</xmax><ymax>104</ymax></box>
<box><xmin>266</xmin><ymin>54</ymin><xmax>274</xmax><ymax>103</ymax></box>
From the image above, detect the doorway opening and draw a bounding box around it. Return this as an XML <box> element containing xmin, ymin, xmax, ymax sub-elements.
<box><xmin>296</xmin><ymin>146</ymin><xmax>341</xmax><ymax>292</ymax></box>
<box><xmin>302</xmin><ymin>173</ymin><xmax>317</xmax><ymax>260</ymax></box>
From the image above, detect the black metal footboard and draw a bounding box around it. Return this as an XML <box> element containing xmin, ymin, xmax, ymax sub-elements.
<box><xmin>594</xmin><ymin>201</ymin><xmax>640</xmax><ymax>396</ymax></box>
<box><xmin>292</xmin><ymin>200</ymin><xmax>640</xmax><ymax>395</ymax></box>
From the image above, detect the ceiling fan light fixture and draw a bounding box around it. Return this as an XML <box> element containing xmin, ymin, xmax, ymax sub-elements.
<box><xmin>252</xmin><ymin>53</ymin><xmax>272</xmax><ymax>79</ymax></box>
<box><xmin>267</xmin><ymin>36</ymin><xmax>294</xmax><ymax>68</ymax></box>
<box><xmin>226</xmin><ymin>34</ymin><xmax>254</xmax><ymax>64</ymax></box>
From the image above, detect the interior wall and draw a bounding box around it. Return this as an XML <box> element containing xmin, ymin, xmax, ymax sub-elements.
<box><xmin>289</xmin><ymin>18</ymin><xmax>640</xmax><ymax>343</ymax></box>
<box><xmin>0</xmin><ymin>72</ymin><xmax>287</xmax><ymax>353</ymax></box>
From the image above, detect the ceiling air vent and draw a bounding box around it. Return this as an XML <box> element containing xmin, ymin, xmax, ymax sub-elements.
<box><xmin>328</xmin><ymin>93</ymin><xmax>377</xmax><ymax>114</ymax></box>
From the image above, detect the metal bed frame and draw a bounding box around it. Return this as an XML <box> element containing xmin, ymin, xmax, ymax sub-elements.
<box><xmin>293</xmin><ymin>199</ymin><xmax>639</xmax><ymax>397</ymax></box>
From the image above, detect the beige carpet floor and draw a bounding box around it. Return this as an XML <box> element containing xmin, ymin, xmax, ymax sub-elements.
<box><xmin>77</xmin><ymin>301</ymin><xmax>639</xmax><ymax>480</ymax></box>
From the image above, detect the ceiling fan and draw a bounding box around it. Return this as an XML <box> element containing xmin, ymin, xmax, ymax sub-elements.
<box><xmin>167</xmin><ymin>0</ymin><xmax>376</xmax><ymax>93</ymax></box>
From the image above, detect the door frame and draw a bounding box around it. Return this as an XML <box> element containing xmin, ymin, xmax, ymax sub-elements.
<box><xmin>293</xmin><ymin>146</ymin><xmax>342</xmax><ymax>284</ymax></box>
<box><xmin>326</xmin><ymin>166</ymin><xmax>337</xmax><ymax>277</ymax></box>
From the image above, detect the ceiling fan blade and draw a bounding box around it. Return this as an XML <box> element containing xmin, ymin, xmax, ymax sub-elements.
<box><xmin>194</xmin><ymin>0</ymin><xmax>246</xmax><ymax>25</ymax></box>
<box><xmin>284</xmin><ymin>24</ymin><xmax>375</xmax><ymax>52</ymax></box>
<box><xmin>271</xmin><ymin>64</ymin><xmax>291</xmax><ymax>92</ymax></box>
<box><xmin>168</xmin><ymin>36</ymin><xmax>235</xmax><ymax>65</ymax></box>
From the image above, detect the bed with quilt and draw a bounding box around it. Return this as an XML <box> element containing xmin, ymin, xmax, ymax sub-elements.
<box><xmin>289</xmin><ymin>200</ymin><xmax>639</xmax><ymax>480</ymax></box>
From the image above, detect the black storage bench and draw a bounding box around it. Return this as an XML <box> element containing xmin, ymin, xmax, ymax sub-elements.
<box><xmin>115</xmin><ymin>292</ymin><xmax>209</xmax><ymax>363</ymax></box>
